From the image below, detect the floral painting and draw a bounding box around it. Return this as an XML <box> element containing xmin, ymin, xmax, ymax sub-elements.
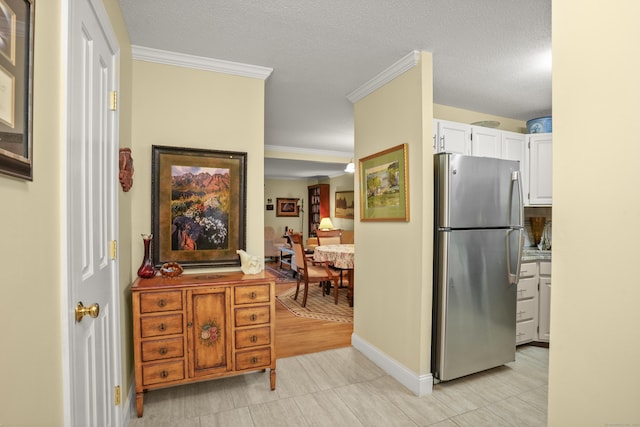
<box><xmin>152</xmin><ymin>146</ymin><xmax>246</xmax><ymax>268</ymax></box>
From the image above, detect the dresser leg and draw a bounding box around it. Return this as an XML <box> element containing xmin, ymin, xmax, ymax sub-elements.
<box><xmin>270</xmin><ymin>368</ymin><xmax>276</xmax><ymax>390</ymax></box>
<box><xmin>136</xmin><ymin>392</ymin><xmax>144</xmax><ymax>417</ymax></box>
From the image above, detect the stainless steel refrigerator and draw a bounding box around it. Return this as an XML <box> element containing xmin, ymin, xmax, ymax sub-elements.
<box><xmin>432</xmin><ymin>153</ymin><xmax>524</xmax><ymax>382</ymax></box>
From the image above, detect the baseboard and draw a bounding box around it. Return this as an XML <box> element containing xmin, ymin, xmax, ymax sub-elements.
<box><xmin>351</xmin><ymin>333</ymin><xmax>433</xmax><ymax>397</ymax></box>
<box><xmin>120</xmin><ymin>376</ymin><xmax>135</xmax><ymax>426</ymax></box>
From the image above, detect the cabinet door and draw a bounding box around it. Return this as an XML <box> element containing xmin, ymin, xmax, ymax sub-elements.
<box><xmin>502</xmin><ymin>131</ymin><xmax>528</xmax><ymax>205</ymax></box>
<box><xmin>187</xmin><ymin>287</ymin><xmax>232</xmax><ymax>377</ymax></box>
<box><xmin>538</xmin><ymin>276</ymin><xmax>551</xmax><ymax>342</ymax></box>
<box><xmin>471</xmin><ymin>126</ymin><xmax>501</xmax><ymax>158</ymax></box>
<box><xmin>528</xmin><ymin>133</ymin><xmax>553</xmax><ymax>205</ymax></box>
<box><xmin>435</xmin><ymin>120</ymin><xmax>471</xmax><ymax>155</ymax></box>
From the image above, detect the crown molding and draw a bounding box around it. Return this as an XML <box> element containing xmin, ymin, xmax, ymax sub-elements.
<box><xmin>131</xmin><ymin>45</ymin><xmax>273</xmax><ymax>80</ymax></box>
<box><xmin>346</xmin><ymin>50</ymin><xmax>420</xmax><ymax>103</ymax></box>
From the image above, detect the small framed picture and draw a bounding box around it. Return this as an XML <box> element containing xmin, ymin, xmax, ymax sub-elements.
<box><xmin>276</xmin><ymin>198</ymin><xmax>299</xmax><ymax>217</ymax></box>
<box><xmin>335</xmin><ymin>191</ymin><xmax>354</xmax><ymax>219</ymax></box>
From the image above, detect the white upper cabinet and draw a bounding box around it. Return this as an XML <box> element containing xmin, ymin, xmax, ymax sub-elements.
<box><xmin>528</xmin><ymin>133</ymin><xmax>553</xmax><ymax>205</ymax></box>
<box><xmin>501</xmin><ymin>131</ymin><xmax>528</xmax><ymax>205</ymax></box>
<box><xmin>433</xmin><ymin>119</ymin><xmax>471</xmax><ymax>155</ymax></box>
<box><xmin>471</xmin><ymin>126</ymin><xmax>501</xmax><ymax>158</ymax></box>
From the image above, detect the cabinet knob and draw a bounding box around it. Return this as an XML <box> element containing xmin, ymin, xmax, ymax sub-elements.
<box><xmin>251</xmin><ymin>357</ymin><xmax>259</xmax><ymax>364</ymax></box>
<box><xmin>159</xmin><ymin>347</ymin><xmax>168</xmax><ymax>355</ymax></box>
<box><xmin>160</xmin><ymin>370</ymin><xmax>169</xmax><ymax>378</ymax></box>
<box><xmin>187</xmin><ymin>322</ymin><xmax>193</xmax><ymax>327</ymax></box>
<box><xmin>158</xmin><ymin>299</ymin><xmax>166</xmax><ymax>307</ymax></box>
<box><xmin>250</xmin><ymin>335</ymin><xmax>258</xmax><ymax>343</ymax></box>
<box><xmin>250</xmin><ymin>314</ymin><xmax>258</xmax><ymax>322</ymax></box>
<box><xmin>158</xmin><ymin>323</ymin><xmax>166</xmax><ymax>331</ymax></box>
<box><xmin>250</xmin><ymin>291</ymin><xmax>257</xmax><ymax>299</ymax></box>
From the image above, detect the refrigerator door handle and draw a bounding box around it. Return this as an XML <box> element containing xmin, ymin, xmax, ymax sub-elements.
<box><xmin>511</xmin><ymin>170</ymin><xmax>524</xmax><ymax>227</ymax></box>
<box><xmin>506</xmin><ymin>228</ymin><xmax>523</xmax><ymax>285</ymax></box>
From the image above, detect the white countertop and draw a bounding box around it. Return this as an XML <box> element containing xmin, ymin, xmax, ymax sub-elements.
<box><xmin>522</xmin><ymin>248</ymin><xmax>552</xmax><ymax>262</ymax></box>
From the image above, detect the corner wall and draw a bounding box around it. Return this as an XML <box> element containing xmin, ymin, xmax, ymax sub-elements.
<box><xmin>548</xmin><ymin>0</ymin><xmax>640</xmax><ymax>425</ymax></box>
<box><xmin>352</xmin><ymin>52</ymin><xmax>434</xmax><ymax>390</ymax></box>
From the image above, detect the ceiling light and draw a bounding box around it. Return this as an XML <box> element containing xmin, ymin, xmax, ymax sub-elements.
<box><xmin>344</xmin><ymin>160</ymin><xmax>355</xmax><ymax>173</ymax></box>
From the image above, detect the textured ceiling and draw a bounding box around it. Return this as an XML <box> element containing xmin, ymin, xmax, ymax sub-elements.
<box><xmin>118</xmin><ymin>0</ymin><xmax>551</xmax><ymax>178</ymax></box>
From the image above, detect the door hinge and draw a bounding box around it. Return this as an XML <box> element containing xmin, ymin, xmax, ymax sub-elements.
<box><xmin>114</xmin><ymin>385</ymin><xmax>121</xmax><ymax>406</ymax></box>
<box><xmin>109</xmin><ymin>240</ymin><xmax>117</xmax><ymax>260</ymax></box>
<box><xmin>110</xmin><ymin>91</ymin><xmax>118</xmax><ymax>111</ymax></box>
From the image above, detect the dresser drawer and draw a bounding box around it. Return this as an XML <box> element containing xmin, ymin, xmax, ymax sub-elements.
<box><xmin>140</xmin><ymin>291</ymin><xmax>183</xmax><ymax>313</ymax></box>
<box><xmin>235</xmin><ymin>326</ymin><xmax>271</xmax><ymax>349</ymax></box>
<box><xmin>142</xmin><ymin>360</ymin><xmax>185</xmax><ymax>386</ymax></box>
<box><xmin>141</xmin><ymin>337</ymin><xmax>184</xmax><ymax>362</ymax></box>
<box><xmin>520</xmin><ymin>262</ymin><xmax>537</xmax><ymax>278</ymax></box>
<box><xmin>235</xmin><ymin>284</ymin><xmax>270</xmax><ymax>304</ymax></box>
<box><xmin>235</xmin><ymin>348</ymin><xmax>271</xmax><ymax>370</ymax></box>
<box><xmin>234</xmin><ymin>306</ymin><xmax>270</xmax><ymax>327</ymax></box>
<box><xmin>517</xmin><ymin>277</ymin><xmax>538</xmax><ymax>301</ymax></box>
<box><xmin>516</xmin><ymin>298</ymin><xmax>536</xmax><ymax>322</ymax></box>
<box><xmin>141</xmin><ymin>314</ymin><xmax>183</xmax><ymax>338</ymax></box>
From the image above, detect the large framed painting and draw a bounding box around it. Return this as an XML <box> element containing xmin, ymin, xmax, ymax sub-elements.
<box><xmin>0</xmin><ymin>0</ymin><xmax>34</xmax><ymax>180</ymax></box>
<box><xmin>334</xmin><ymin>191</ymin><xmax>354</xmax><ymax>219</ymax></box>
<box><xmin>152</xmin><ymin>145</ymin><xmax>247</xmax><ymax>268</ymax></box>
<box><xmin>359</xmin><ymin>143</ymin><xmax>409</xmax><ymax>222</ymax></box>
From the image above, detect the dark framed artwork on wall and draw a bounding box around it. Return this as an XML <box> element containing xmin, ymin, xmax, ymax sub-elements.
<box><xmin>276</xmin><ymin>198</ymin><xmax>299</xmax><ymax>217</ymax></box>
<box><xmin>151</xmin><ymin>145</ymin><xmax>247</xmax><ymax>268</ymax></box>
<box><xmin>359</xmin><ymin>143</ymin><xmax>409</xmax><ymax>222</ymax></box>
<box><xmin>0</xmin><ymin>0</ymin><xmax>34</xmax><ymax>180</ymax></box>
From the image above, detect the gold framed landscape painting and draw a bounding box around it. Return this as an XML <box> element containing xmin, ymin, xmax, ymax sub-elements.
<box><xmin>335</xmin><ymin>191</ymin><xmax>354</xmax><ymax>219</ymax></box>
<box><xmin>151</xmin><ymin>145</ymin><xmax>247</xmax><ymax>268</ymax></box>
<box><xmin>359</xmin><ymin>143</ymin><xmax>409</xmax><ymax>222</ymax></box>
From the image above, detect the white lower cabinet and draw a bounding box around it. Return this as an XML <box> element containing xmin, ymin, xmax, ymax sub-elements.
<box><xmin>516</xmin><ymin>259</ymin><xmax>552</xmax><ymax>345</ymax></box>
<box><xmin>537</xmin><ymin>261</ymin><xmax>552</xmax><ymax>342</ymax></box>
<box><xmin>516</xmin><ymin>262</ymin><xmax>538</xmax><ymax>344</ymax></box>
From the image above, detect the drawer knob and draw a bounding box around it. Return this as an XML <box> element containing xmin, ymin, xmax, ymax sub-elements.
<box><xmin>250</xmin><ymin>291</ymin><xmax>257</xmax><ymax>299</ymax></box>
<box><xmin>160</xmin><ymin>370</ymin><xmax>169</xmax><ymax>378</ymax></box>
<box><xmin>250</xmin><ymin>335</ymin><xmax>258</xmax><ymax>343</ymax></box>
<box><xmin>251</xmin><ymin>356</ymin><xmax>259</xmax><ymax>364</ymax></box>
<box><xmin>158</xmin><ymin>299</ymin><xmax>166</xmax><ymax>307</ymax></box>
<box><xmin>159</xmin><ymin>347</ymin><xmax>168</xmax><ymax>355</ymax></box>
<box><xmin>158</xmin><ymin>323</ymin><xmax>166</xmax><ymax>331</ymax></box>
<box><xmin>250</xmin><ymin>314</ymin><xmax>258</xmax><ymax>322</ymax></box>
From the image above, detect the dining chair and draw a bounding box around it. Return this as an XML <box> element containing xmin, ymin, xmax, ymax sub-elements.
<box><xmin>290</xmin><ymin>233</ymin><xmax>340</xmax><ymax>306</ymax></box>
<box><xmin>316</xmin><ymin>229</ymin><xmax>342</xmax><ymax>246</ymax></box>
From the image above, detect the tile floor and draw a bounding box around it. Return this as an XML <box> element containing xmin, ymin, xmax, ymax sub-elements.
<box><xmin>128</xmin><ymin>344</ymin><xmax>548</xmax><ymax>426</ymax></box>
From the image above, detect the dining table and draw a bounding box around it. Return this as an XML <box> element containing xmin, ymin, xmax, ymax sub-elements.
<box><xmin>313</xmin><ymin>243</ymin><xmax>354</xmax><ymax>306</ymax></box>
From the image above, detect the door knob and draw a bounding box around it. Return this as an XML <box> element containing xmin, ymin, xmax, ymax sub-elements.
<box><xmin>75</xmin><ymin>301</ymin><xmax>100</xmax><ymax>322</ymax></box>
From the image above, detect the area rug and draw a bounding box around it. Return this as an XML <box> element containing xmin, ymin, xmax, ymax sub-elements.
<box><xmin>265</xmin><ymin>266</ymin><xmax>297</xmax><ymax>283</ymax></box>
<box><xmin>276</xmin><ymin>284</ymin><xmax>353</xmax><ymax>323</ymax></box>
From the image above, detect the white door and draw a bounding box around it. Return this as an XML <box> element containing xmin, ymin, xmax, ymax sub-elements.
<box><xmin>528</xmin><ymin>133</ymin><xmax>553</xmax><ymax>205</ymax></box>
<box><xmin>65</xmin><ymin>0</ymin><xmax>121</xmax><ymax>425</ymax></box>
<box><xmin>501</xmin><ymin>131</ymin><xmax>528</xmax><ymax>205</ymax></box>
<box><xmin>435</xmin><ymin>120</ymin><xmax>471</xmax><ymax>154</ymax></box>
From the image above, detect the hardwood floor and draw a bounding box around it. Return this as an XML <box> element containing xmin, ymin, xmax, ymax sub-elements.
<box><xmin>275</xmin><ymin>281</ymin><xmax>353</xmax><ymax>359</ymax></box>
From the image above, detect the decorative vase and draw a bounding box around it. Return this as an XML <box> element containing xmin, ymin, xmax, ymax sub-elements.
<box><xmin>137</xmin><ymin>234</ymin><xmax>157</xmax><ymax>279</ymax></box>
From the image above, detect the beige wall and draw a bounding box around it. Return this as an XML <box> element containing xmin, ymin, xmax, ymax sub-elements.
<box><xmin>264</xmin><ymin>178</ymin><xmax>309</xmax><ymax>238</ymax></box>
<box><xmin>0</xmin><ymin>1</ymin><xmax>65</xmax><ymax>425</ymax></box>
<box><xmin>548</xmin><ymin>1</ymin><xmax>640</xmax><ymax>425</ymax></box>
<box><xmin>352</xmin><ymin>52</ymin><xmax>433</xmax><ymax>374</ymax></box>
<box><xmin>433</xmin><ymin>104</ymin><xmax>527</xmax><ymax>133</ymax></box>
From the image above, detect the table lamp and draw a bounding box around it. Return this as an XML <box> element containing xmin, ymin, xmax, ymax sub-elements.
<box><xmin>318</xmin><ymin>217</ymin><xmax>334</xmax><ymax>230</ymax></box>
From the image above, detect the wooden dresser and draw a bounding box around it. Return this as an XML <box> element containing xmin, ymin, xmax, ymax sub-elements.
<box><xmin>131</xmin><ymin>271</ymin><xmax>276</xmax><ymax>417</ymax></box>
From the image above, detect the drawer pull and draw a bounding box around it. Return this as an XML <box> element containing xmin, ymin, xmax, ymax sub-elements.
<box><xmin>159</xmin><ymin>347</ymin><xmax>168</xmax><ymax>355</ymax></box>
<box><xmin>250</xmin><ymin>335</ymin><xmax>258</xmax><ymax>343</ymax></box>
<box><xmin>250</xmin><ymin>314</ymin><xmax>257</xmax><ymax>322</ymax></box>
<box><xmin>160</xmin><ymin>370</ymin><xmax>169</xmax><ymax>378</ymax></box>
<box><xmin>158</xmin><ymin>299</ymin><xmax>166</xmax><ymax>307</ymax></box>
<box><xmin>251</xmin><ymin>356</ymin><xmax>259</xmax><ymax>364</ymax></box>
<box><xmin>158</xmin><ymin>323</ymin><xmax>166</xmax><ymax>331</ymax></box>
<box><xmin>250</xmin><ymin>291</ymin><xmax>257</xmax><ymax>299</ymax></box>
<box><xmin>187</xmin><ymin>322</ymin><xmax>193</xmax><ymax>327</ymax></box>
